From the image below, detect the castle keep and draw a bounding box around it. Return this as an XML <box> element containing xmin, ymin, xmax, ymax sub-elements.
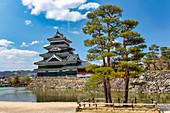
<box><xmin>34</xmin><ymin>31</ymin><xmax>90</xmax><ymax>77</ymax></box>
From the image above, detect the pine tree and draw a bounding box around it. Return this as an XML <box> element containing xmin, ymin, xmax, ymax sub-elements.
<box><xmin>83</xmin><ymin>5</ymin><xmax>146</xmax><ymax>103</ymax></box>
<box><xmin>160</xmin><ymin>46</ymin><xmax>170</xmax><ymax>70</ymax></box>
<box><xmin>143</xmin><ymin>53</ymin><xmax>152</xmax><ymax>72</ymax></box>
<box><xmin>98</xmin><ymin>5</ymin><xmax>122</xmax><ymax>103</ymax></box>
<box><xmin>117</xmin><ymin>19</ymin><xmax>146</xmax><ymax>103</ymax></box>
<box><xmin>147</xmin><ymin>44</ymin><xmax>159</xmax><ymax>71</ymax></box>
<box><xmin>83</xmin><ymin>5</ymin><xmax>123</xmax><ymax>103</ymax></box>
<box><xmin>83</xmin><ymin>9</ymin><xmax>109</xmax><ymax>102</ymax></box>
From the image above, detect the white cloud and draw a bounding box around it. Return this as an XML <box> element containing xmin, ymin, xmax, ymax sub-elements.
<box><xmin>30</xmin><ymin>40</ymin><xmax>40</xmax><ymax>45</ymax></box>
<box><xmin>24</xmin><ymin>20</ymin><xmax>32</xmax><ymax>26</ymax></box>
<box><xmin>78</xmin><ymin>2</ymin><xmax>100</xmax><ymax>10</ymax></box>
<box><xmin>0</xmin><ymin>47</ymin><xmax>7</xmax><ymax>50</ymax></box>
<box><xmin>0</xmin><ymin>39</ymin><xmax>14</xmax><ymax>47</ymax></box>
<box><xmin>53</xmin><ymin>26</ymin><xmax>58</xmax><ymax>30</ymax></box>
<box><xmin>69</xmin><ymin>30</ymin><xmax>80</xmax><ymax>34</ymax></box>
<box><xmin>21</xmin><ymin>42</ymin><xmax>29</xmax><ymax>47</ymax></box>
<box><xmin>21</xmin><ymin>0</ymin><xmax>99</xmax><ymax>22</ymax></box>
<box><xmin>0</xmin><ymin>39</ymin><xmax>40</xmax><ymax>71</ymax></box>
<box><xmin>0</xmin><ymin>49</ymin><xmax>39</xmax><ymax>60</ymax></box>
<box><xmin>21</xmin><ymin>40</ymin><xmax>41</xmax><ymax>47</ymax></box>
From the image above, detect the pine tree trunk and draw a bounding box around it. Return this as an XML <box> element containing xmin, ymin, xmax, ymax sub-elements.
<box><xmin>105</xmin><ymin>28</ymin><xmax>112</xmax><ymax>103</ymax></box>
<box><xmin>124</xmin><ymin>78</ymin><xmax>129</xmax><ymax>103</ymax></box>
<box><xmin>103</xmin><ymin>80</ymin><xmax>108</xmax><ymax>103</ymax></box>
<box><xmin>102</xmin><ymin>58</ymin><xmax>108</xmax><ymax>103</ymax></box>
<box><xmin>106</xmin><ymin>78</ymin><xmax>112</xmax><ymax>103</ymax></box>
<box><xmin>124</xmin><ymin>63</ymin><xmax>130</xmax><ymax>103</ymax></box>
<box><xmin>160</xmin><ymin>63</ymin><xmax>163</xmax><ymax>70</ymax></box>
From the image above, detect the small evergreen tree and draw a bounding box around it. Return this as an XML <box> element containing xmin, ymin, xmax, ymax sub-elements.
<box><xmin>160</xmin><ymin>46</ymin><xmax>170</xmax><ymax>70</ymax></box>
<box><xmin>11</xmin><ymin>75</ymin><xmax>20</xmax><ymax>84</ymax></box>
<box><xmin>143</xmin><ymin>54</ymin><xmax>152</xmax><ymax>72</ymax></box>
<box><xmin>148</xmin><ymin>44</ymin><xmax>160</xmax><ymax>71</ymax></box>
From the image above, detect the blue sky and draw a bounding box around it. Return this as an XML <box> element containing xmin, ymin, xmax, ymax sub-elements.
<box><xmin>0</xmin><ymin>0</ymin><xmax>170</xmax><ymax>71</ymax></box>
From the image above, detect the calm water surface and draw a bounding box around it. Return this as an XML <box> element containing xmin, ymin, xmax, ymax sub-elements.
<box><xmin>0</xmin><ymin>87</ymin><xmax>169</xmax><ymax>103</ymax></box>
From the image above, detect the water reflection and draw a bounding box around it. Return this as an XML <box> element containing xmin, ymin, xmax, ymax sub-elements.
<box><xmin>0</xmin><ymin>87</ymin><xmax>36</xmax><ymax>102</ymax></box>
<box><xmin>33</xmin><ymin>89</ymin><xmax>78</xmax><ymax>102</ymax></box>
<box><xmin>0</xmin><ymin>87</ymin><xmax>169</xmax><ymax>103</ymax></box>
<box><xmin>31</xmin><ymin>89</ymin><xmax>170</xmax><ymax>103</ymax></box>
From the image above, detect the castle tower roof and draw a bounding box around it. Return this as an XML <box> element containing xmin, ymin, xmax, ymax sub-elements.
<box><xmin>47</xmin><ymin>31</ymin><xmax>72</xmax><ymax>43</ymax></box>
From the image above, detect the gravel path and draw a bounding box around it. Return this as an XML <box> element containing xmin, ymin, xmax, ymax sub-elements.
<box><xmin>0</xmin><ymin>102</ymin><xmax>77</xmax><ymax>113</ymax></box>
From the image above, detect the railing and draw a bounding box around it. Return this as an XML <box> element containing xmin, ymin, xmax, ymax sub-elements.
<box><xmin>94</xmin><ymin>97</ymin><xmax>157</xmax><ymax>104</ymax></box>
<box><xmin>77</xmin><ymin>98</ymin><xmax>158</xmax><ymax>112</ymax></box>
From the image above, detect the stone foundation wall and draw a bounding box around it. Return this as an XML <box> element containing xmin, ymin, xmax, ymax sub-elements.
<box><xmin>131</xmin><ymin>71</ymin><xmax>170</xmax><ymax>93</ymax></box>
<box><xmin>27</xmin><ymin>77</ymin><xmax>88</xmax><ymax>89</ymax></box>
<box><xmin>28</xmin><ymin>71</ymin><xmax>170</xmax><ymax>93</ymax></box>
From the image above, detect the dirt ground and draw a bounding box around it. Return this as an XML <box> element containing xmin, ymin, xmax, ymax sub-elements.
<box><xmin>0</xmin><ymin>102</ymin><xmax>169</xmax><ymax>113</ymax></box>
<box><xmin>0</xmin><ymin>102</ymin><xmax>77</xmax><ymax>113</ymax></box>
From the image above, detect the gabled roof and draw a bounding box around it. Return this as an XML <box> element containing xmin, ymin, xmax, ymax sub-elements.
<box><xmin>50</xmin><ymin>47</ymin><xmax>61</xmax><ymax>51</ymax></box>
<box><xmin>40</xmin><ymin>52</ymin><xmax>70</xmax><ymax>58</ymax></box>
<box><xmin>46</xmin><ymin>54</ymin><xmax>62</xmax><ymax>62</ymax></box>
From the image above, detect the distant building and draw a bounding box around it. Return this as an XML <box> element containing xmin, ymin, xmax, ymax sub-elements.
<box><xmin>34</xmin><ymin>31</ymin><xmax>91</xmax><ymax>77</ymax></box>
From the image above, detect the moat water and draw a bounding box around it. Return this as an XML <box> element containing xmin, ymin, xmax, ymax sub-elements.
<box><xmin>0</xmin><ymin>87</ymin><xmax>169</xmax><ymax>103</ymax></box>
